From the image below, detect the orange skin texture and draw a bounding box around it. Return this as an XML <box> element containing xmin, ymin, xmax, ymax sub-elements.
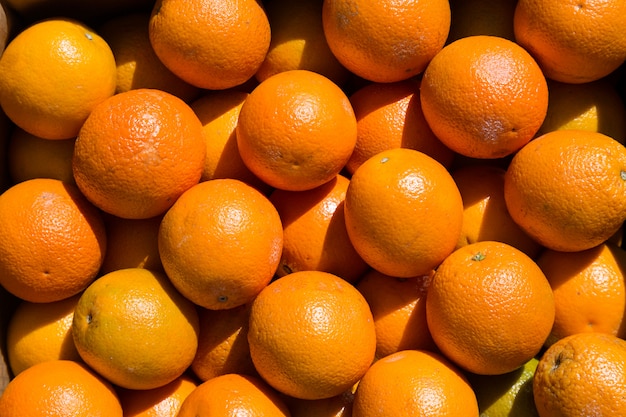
<box><xmin>72</xmin><ymin>269</ymin><xmax>200</xmax><ymax>390</ymax></box>
<box><xmin>536</xmin><ymin>242</ymin><xmax>626</xmax><ymax>347</ymax></box>
<box><xmin>236</xmin><ymin>69</ymin><xmax>357</xmax><ymax>192</ymax></box>
<box><xmin>177</xmin><ymin>373</ymin><xmax>291</xmax><ymax>417</ymax></box>
<box><xmin>504</xmin><ymin>130</ymin><xmax>626</xmax><ymax>252</ymax></box>
<box><xmin>352</xmin><ymin>350</ymin><xmax>479</xmax><ymax>417</ymax></box>
<box><xmin>533</xmin><ymin>332</ymin><xmax>626</xmax><ymax>416</ymax></box>
<box><xmin>0</xmin><ymin>359</ymin><xmax>123</xmax><ymax>417</ymax></box>
<box><xmin>256</xmin><ymin>0</ymin><xmax>350</xmax><ymax>87</ymax></box>
<box><xmin>344</xmin><ymin>148</ymin><xmax>464</xmax><ymax>278</ymax></box>
<box><xmin>452</xmin><ymin>164</ymin><xmax>542</xmax><ymax>259</ymax></box>
<box><xmin>6</xmin><ymin>294</ymin><xmax>82</xmax><ymax>376</ymax></box>
<box><xmin>420</xmin><ymin>35</ymin><xmax>549</xmax><ymax>159</ymax></box>
<box><xmin>322</xmin><ymin>0</ymin><xmax>450</xmax><ymax>83</ymax></box>
<box><xmin>248</xmin><ymin>271</ymin><xmax>377</xmax><ymax>400</ymax></box>
<box><xmin>514</xmin><ymin>0</ymin><xmax>626</xmax><ymax>84</ymax></box>
<box><xmin>190</xmin><ymin>90</ymin><xmax>270</xmax><ymax>193</ymax></box>
<box><xmin>148</xmin><ymin>0</ymin><xmax>270</xmax><ymax>90</ymax></box>
<box><xmin>98</xmin><ymin>12</ymin><xmax>200</xmax><ymax>102</ymax></box>
<box><xmin>7</xmin><ymin>127</ymin><xmax>75</xmax><ymax>185</ymax></box>
<box><xmin>426</xmin><ymin>241</ymin><xmax>555</xmax><ymax>375</ymax></box>
<box><xmin>356</xmin><ymin>270</ymin><xmax>437</xmax><ymax>359</ymax></box>
<box><xmin>100</xmin><ymin>214</ymin><xmax>164</xmax><ymax>274</ymax></box>
<box><xmin>346</xmin><ymin>79</ymin><xmax>455</xmax><ymax>175</ymax></box>
<box><xmin>158</xmin><ymin>178</ymin><xmax>283</xmax><ymax>310</ymax></box>
<box><xmin>191</xmin><ymin>304</ymin><xmax>257</xmax><ymax>382</ymax></box>
<box><xmin>73</xmin><ymin>88</ymin><xmax>206</xmax><ymax>220</ymax></box>
<box><xmin>117</xmin><ymin>375</ymin><xmax>198</xmax><ymax>417</ymax></box>
<box><xmin>0</xmin><ymin>18</ymin><xmax>116</xmax><ymax>140</ymax></box>
<box><xmin>0</xmin><ymin>178</ymin><xmax>106</xmax><ymax>303</ymax></box>
<box><xmin>269</xmin><ymin>174</ymin><xmax>369</xmax><ymax>284</ymax></box>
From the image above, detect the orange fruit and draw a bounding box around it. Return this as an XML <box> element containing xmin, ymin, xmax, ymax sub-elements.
<box><xmin>177</xmin><ymin>373</ymin><xmax>291</xmax><ymax>417</ymax></box>
<box><xmin>191</xmin><ymin>304</ymin><xmax>257</xmax><ymax>382</ymax></box>
<box><xmin>285</xmin><ymin>386</ymin><xmax>356</xmax><ymax>417</ymax></box>
<box><xmin>536</xmin><ymin>242</ymin><xmax>626</xmax><ymax>347</ymax></box>
<box><xmin>351</xmin><ymin>350</ymin><xmax>479</xmax><ymax>417</ymax></box>
<box><xmin>100</xmin><ymin>214</ymin><xmax>164</xmax><ymax>274</ymax></box>
<box><xmin>344</xmin><ymin>148</ymin><xmax>463</xmax><ymax>278</ymax></box>
<box><xmin>6</xmin><ymin>294</ymin><xmax>82</xmax><ymax>376</ymax></box>
<box><xmin>72</xmin><ymin>268</ymin><xmax>200</xmax><ymax>390</ymax></box>
<box><xmin>0</xmin><ymin>178</ymin><xmax>106</xmax><ymax>303</ymax></box>
<box><xmin>420</xmin><ymin>35</ymin><xmax>549</xmax><ymax>159</ymax></box>
<box><xmin>256</xmin><ymin>0</ymin><xmax>350</xmax><ymax>87</ymax></box>
<box><xmin>148</xmin><ymin>0</ymin><xmax>271</xmax><ymax>90</ymax></box>
<box><xmin>189</xmin><ymin>89</ymin><xmax>269</xmax><ymax>192</ymax></box>
<box><xmin>73</xmin><ymin>88</ymin><xmax>206</xmax><ymax>220</ymax></box>
<box><xmin>98</xmin><ymin>12</ymin><xmax>200</xmax><ymax>103</ymax></box>
<box><xmin>356</xmin><ymin>270</ymin><xmax>437</xmax><ymax>359</ymax></box>
<box><xmin>0</xmin><ymin>359</ymin><xmax>123</xmax><ymax>417</ymax></box>
<box><xmin>503</xmin><ymin>129</ymin><xmax>626</xmax><ymax>252</ymax></box>
<box><xmin>452</xmin><ymin>164</ymin><xmax>542</xmax><ymax>259</ymax></box>
<box><xmin>513</xmin><ymin>0</ymin><xmax>626</xmax><ymax>83</ymax></box>
<box><xmin>537</xmin><ymin>79</ymin><xmax>626</xmax><ymax>143</ymax></box>
<box><xmin>158</xmin><ymin>178</ymin><xmax>283</xmax><ymax>310</ymax></box>
<box><xmin>236</xmin><ymin>69</ymin><xmax>357</xmax><ymax>191</ymax></box>
<box><xmin>269</xmin><ymin>174</ymin><xmax>369</xmax><ymax>283</ymax></box>
<box><xmin>248</xmin><ymin>270</ymin><xmax>376</xmax><ymax>400</ymax></box>
<box><xmin>322</xmin><ymin>0</ymin><xmax>450</xmax><ymax>83</ymax></box>
<box><xmin>447</xmin><ymin>0</ymin><xmax>517</xmax><ymax>43</ymax></box>
<box><xmin>533</xmin><ymin>332</ymin><xmax>626</xmax><ymax>416</ymax></box>
<box><xmin>345</xmin><ymin>79</ymin><xmax>455</xmax><ymax>175</ymax></box>
<box><xmin>117</xmin><ymin>375</ymin><xmax>198</xmax><ymax>417</ymax></box>
<box><xmin>426</xmin><ymin>240</ymin><xmax>555</xmax><ymax>375</ymax></box>
<box><xmin>7</xmin><ymin>127</ymin><xmax>75</xmax><ymax>184</ymax></box>
<box><xmin>0</xmin><ymin>18</ymin><xmax>116</xmax><ymax>139</ymax></box>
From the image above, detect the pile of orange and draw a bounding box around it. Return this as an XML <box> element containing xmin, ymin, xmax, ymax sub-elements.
<box><xmin>0</xmin><ymin>0</ymin><xmax>626</xmax><ymax>416</ymax></box>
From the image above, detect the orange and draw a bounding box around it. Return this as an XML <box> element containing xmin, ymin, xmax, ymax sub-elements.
<box><xmin>356</xmin><ymin>270</ymin><xmax>437</xmax><ymax>359</ymax></box>
<box><xmin>426</xmin><ymin>240</ymin><xmax>555</xmax><ymax>375</ymax></box>
<box><xmin>248</xmin><ymin>270</ymin><xmax>376</xmax><ymax>400</ymax></box>
<box><xmin>0</xmin><ymin>359</ymin><xmax>123</xmax><ymax>417</ymax></box>
<box><xmin>256</xmin><ymin>0</ymin><xmax>350</xmax><ymax>87</ymax></box>
<box><xmin>158</xmin><ymin>178</ymin><xmax>283</xmax><ymax>310</ymax></box>
<box><xmin>420</xmin><ymin>35</ymin><xmax>549</xmax><ymax>159</ymax></box>
<box><xmin>345</xmin><ymin>79</ymin><xmax>455</xmax><ymax>175</ymax></box>
<box><xmin>6</xmin><ymin>294</ymin><xmax>82</xmax><ymax>376</ymax></box>
<box><xmin>285</xmin><ymin>386</ymin><xmax>356</xmax><ymax>417</ymax></box>
<box><xmin>351</xmin><ymin>350</ymin><xmax>479</xmax><ymax>417</ymax></box>
<box><xmin>514</xmin><ymin>0</ymin><xmax>626</xmax><ymax>83</ymax></box>
<box><xmin>73</xmin><ymin>88</ymin><xmax>206</xmax><ymax>220</ymax></box>
<box><xmin>344</xmin><ymin>148</ymin><xmax>463</xmax><ymax>278</ymax></box>
<box><xmin>236</xmin><ymin>69</ymin><xmax>357</xmax><ymax>191</ymax></box>
<box><xmin>100</xmin><ymin>214</ymin><xmax>164</xmax><ymax>274</ymax></box>
<box><xmin>177</xmin><ymin>373</ymin><xmax>291</xmax><ymax>417</ymax></box>
<box><xmin>536</xmin><ymin>242</ymin><xmax>626</xmax><ymax>347</ymax></box>
<box><xmin>117</xmin><ymin>375</ymin><xmax>198</xmax><ymax>417</ymax></box>
<box><xmin>98</xmin><ymin>12</ymin><xmax>200</xmax><ymax>103</ymax></box>
<box><xmin>7</xmin><ymin>127</ymin><xmax>75</xmax><ymax>184</ymax></box>
<box><xmin>503</xmin><ymin>129</ymin><xmax>626</xmax><ymax>252</ymax></box>
<box><xmin>452</xmin><ymin>164</ymin><xmax>542</xmax><ymax>259</ymax></box>
<box><xmin>72</xmin><ymin>268</ymin><xmax>199</xmax><ymax>390</ymax></box>
<box><xmin>533</xmin><ymin>332</ymin><xmax>626</xmax><ymax>416</ymax></box>
<box><xmin>148</xmin><ymin>0</ymin><xmax>270</xmax><ymax>90</ymax></box>
<box><xmin>189</xmin><ymin>89</ymin><xmax>269</xmax><ymax>193</ymax></box>
<box><xmin>322</xmin><ymin>0</ymin><xmax>450</xmax><ymax>83</ymax></box>
<box><xmin>269</xmin><ymin>174</ymin><xmax>369</xmax><ymax>283</ymax></box>
<box><xmin>0</xmin><ymin>18</ymin><xmax>116</xmax><ymax>139</ymax></box>
<box><xmin>191</xmin><ymin>304</ymin><xmax>257</xmax><ymax>382</ymax></box>
<box><xmin>0</xmin><ymin>178</ymin><xmax>106</xmax><ymax>303</ymax></box>
<box><xmin>537</xmin><ymin>79</ymin><xmax>626</xmax><ymax>143</ymax></box>
<box><xmin>447</xmin><ymin>0</ymin><xmax>517</xmax><ymax>43</ymax></box>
